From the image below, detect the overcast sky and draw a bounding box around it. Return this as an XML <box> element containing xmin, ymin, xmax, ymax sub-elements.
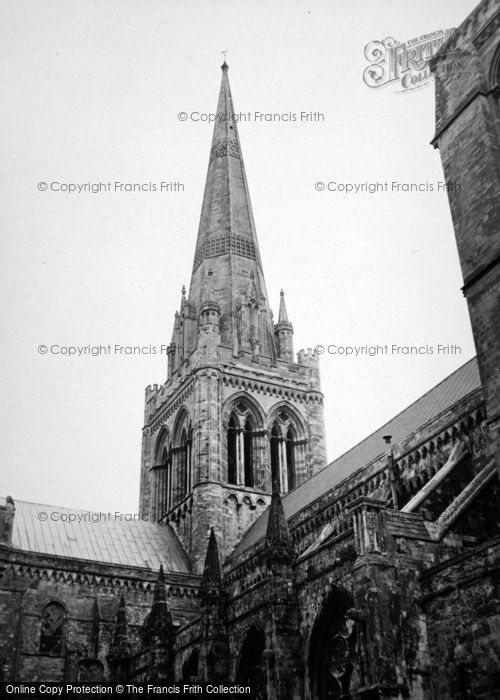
<box><xmin>1</xmin><ymin>0</ymin><xmax>479</xmax><ymax>514</ymax></box>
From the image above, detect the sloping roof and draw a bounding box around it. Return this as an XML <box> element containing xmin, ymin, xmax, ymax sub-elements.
<box><xmin>10</xmin><ymin>500</ymin><xmax>191</xmax><ymax>573</ymax></box>
<box><xmin>231</xmin><ymin>357</ymin><xmax>481</xmax><ymax>559</ymax></box>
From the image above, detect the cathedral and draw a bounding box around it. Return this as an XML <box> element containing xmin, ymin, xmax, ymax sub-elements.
<box><xmin>1</xmin><ymin>0</ymin><xmax>499</xmax><ymax>697</ymax></box>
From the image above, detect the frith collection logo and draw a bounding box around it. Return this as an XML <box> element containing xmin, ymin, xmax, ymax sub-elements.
<box><xmin>362</xmin><ymin>29</ymin><xmax>458</xmax><ymax>92</ymax></box>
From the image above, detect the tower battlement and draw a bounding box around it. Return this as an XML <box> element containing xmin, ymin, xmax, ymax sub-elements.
<box><xmin>297</xmin><ymin>347</ymin><xmax>320</xmax><ymax>365</ymax></box>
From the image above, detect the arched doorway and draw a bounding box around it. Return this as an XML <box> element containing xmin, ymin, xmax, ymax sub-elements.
<box><xmin>236</xmin><ymin>627</ymin><xmax>267</xmax><ymax>699</ymax></box>
<box><xmin>308</xmin><ymin>587</ymin><xmax>359</xmax><ymax>699</ymax></box>
<box><xmin>182</xmin><ymin>649</ymin><xmax>199</xmax><ymax>682</ymax></box>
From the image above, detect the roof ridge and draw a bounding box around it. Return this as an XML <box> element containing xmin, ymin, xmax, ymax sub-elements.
<box><xmin>2</xmin><ymin>498</ymin><xmax>169</xmax><ymax>526</ymax></box>
<box><xmin>1</xmin><ymin>498</ymin><xmax>108</xmax><ymax>511</ymax></box>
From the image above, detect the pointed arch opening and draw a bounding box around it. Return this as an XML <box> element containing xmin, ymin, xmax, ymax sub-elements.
<box><xmin>308</xmin><ymin>587</ymin><xmax>359</xmax><ymax>699</ymax></box>
<box><xmin>244</xmin><ymin>417</ymin><xmax>254</xmax><ymax>487</ymax></box>
<box><xmin>172</xmin><ymin>410</ymin><xmax>193</xmax><ymax>504</ymax></box>
<box><xmin>180</xmin><ymin>427</ymin><xmax>188</xmax><ymax>498</ymax></box>
<box><xmin>182</xmin><ymin>649</ymin><xmax>199</xmax><ymax>683</ymax></box>
<box><xmin>268</xmin><ymin>406</ymin><xmax>305</xmax><ymax>494</ymax></box>
<box><xmin>270</xmin><ymin>423</ymin><xmax>280</xmax><ymax>484</ymax></box>
<box><xmin>39</xmin><ymin>601</ymin><xmax>66</xmax><ymax>656</ymax></box>
<box><xmin>225</xmin><ymin>397</ymin><xmax>262</xmax><ymax>488</ymax></box>
<box><xmin>152</xmin><ymin>430</ymin><xmax>173</xmax><ymax>519</ymax></box>
<box><xmin>164</xmin><ymin>442</ymin><xmax>173</xmax><ymax>512</ymax></box>
<box><xmin>228</xmin><ymin>415</ymin><xmax>238</xmax><ymax>485</ymax></box>
<box><xmin>286</xmin><ymin>425</ymin><xmax>296</xmax><ymax>490</ymax></box>
<box><xmin>236</xmin><ymin>627</ymin><xmax>267</xmax><ymax>699</ymax></box>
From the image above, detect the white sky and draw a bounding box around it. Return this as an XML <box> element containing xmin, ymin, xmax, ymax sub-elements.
<box><xmin>1</xmin><ymin>0</ymin><xmax>479</xmax><ymax>514</ymax></box>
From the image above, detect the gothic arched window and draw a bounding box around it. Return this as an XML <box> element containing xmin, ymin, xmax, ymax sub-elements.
<box><xmin>244</xmin><ymin>418</ymin><xmax>254</xmax><ymax>487</ymax></box>
<box><xmin>226</xmin><ymin>401</ymin><xmax>258</xmax><ymax>487</ymax></box>
<box><xmin>172</xmin><ymin>411</ymin><xmax>192</xmax><ymax>504</ymax></box>
<box><xmin>270</xmin><ymin>424</ymin><xmax>280</xmax><ymax>484</ymax></box>
<box><xmin>228</xmin><ymin>415</ymin><xmax>238</xmax><ymax>485</ymax></box>
<box><xmin>179</xmin><ymin>427</ymin><xmax>192</xmax><ymax>498</ymax></box>
<box><xmin>286</xmin><ymin>425</ymin><xmax>296</xmax><ymax>490</ymax></box>
<box><xmin>152</xmin><ymin>430</ymin><xmax>172</xmax><ymax>518</ymax></box>
<box><xmin>39</xmin><ymin>602</ymin><xmax>66</xmax><ymax>655</ymax></box>
<box><xmin>161</xmin><ymin>443</ymin><xmax>173</xmax><ymax>512</ymax></box>
<box><xmin>268</xmin><ymin>408</ymin><xmax>304</xmax><ymax>493</ymax></box>
<box><xmin>180</xmin><ymin>428</ymin><xmax>187</xmax><ymax>497</ymax></box>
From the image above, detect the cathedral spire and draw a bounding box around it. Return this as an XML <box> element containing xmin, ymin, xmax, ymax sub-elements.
<box><xmin>142</xmin><ymin>62</ymin><xmax>327</xmax><ymax>572</ymax></box>
<box><xmin>183</xmin><ymin>63</ymin><xmax>275</xmax><ymax>360</ymax></box>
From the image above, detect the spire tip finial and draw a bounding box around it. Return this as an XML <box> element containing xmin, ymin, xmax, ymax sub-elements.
<box><xmin>221</xmin><ymin>50</ymin><xmax>228</xmax><ymax>71</ymax></box>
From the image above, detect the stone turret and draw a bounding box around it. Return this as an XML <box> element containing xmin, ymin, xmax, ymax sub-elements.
<box><xmin>107</xmin><ymin>596</ymin><xmax>131</xmax><ymax>683</ymax></box>
<box><xmin>0</xmin><ymin>496</ymin><xmax>15</xmax><ymax>547</ymax></box>
<box><xmin>198</xmin><ymin>271</ymin><xmax>221</xmax><ymax>361</ymax></box>
<box><xmin>199</xmin><ymin>528</ymin><xmax>225</xmax><ymax>604</ymax></box>
<box><xmin>199</xmin><ymin>529</ymin><xmax>229</xmax><ymax>683</ymax></box>
<box><xmin>275</xmin><ymin>290</ymin><xmax>294</xmax><ymax>363</ymax></box>
<box><xmin>262</xmin><ymin>482</ymin><xmax>300</xmax><ymax>699</ymax></box>
<box><xmin>265</xmin><ymin>480</ymin><xmax>294</xmax><ymax>568</ymax></box>
<box><xmin>143</xmin><ymin>566</ymin><xmax>175</xmax><ymax>681</ymax></box>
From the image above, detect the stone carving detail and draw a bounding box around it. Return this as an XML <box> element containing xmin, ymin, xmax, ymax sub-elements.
<box><xmin>325</xmin><ymin>616</ymin><xmax>359</xmax><ymax>696</ymax></box>
<box><xmin>209</xmin><ymin>136</ymin><xmax>241</xmax><ymax>163</ymax></box>
<box><xmin>193</xmin><ymin>232</ymin><xmax>256</xmax><ymax>270</ymax></box>
<box><xmin>39</xmin><ymin>602</ymin><xmax>65</xmax><ymax>655</ymax></box>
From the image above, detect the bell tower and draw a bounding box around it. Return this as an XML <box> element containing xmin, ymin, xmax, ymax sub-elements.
<box><xmin>139</xmin><ymin>63</ymin><xmax>327</xmax><ymax>571</ymax></box>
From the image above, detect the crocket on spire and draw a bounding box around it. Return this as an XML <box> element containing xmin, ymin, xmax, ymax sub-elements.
<box><xmin>265</xmin><ymin>480</ymin><xmax>294</xmax><ymax>565</ymax></box>
<box><xmin>144</xmin><ymin>565</ymin><xmax>173</xmax><ymax>643</ymax></box>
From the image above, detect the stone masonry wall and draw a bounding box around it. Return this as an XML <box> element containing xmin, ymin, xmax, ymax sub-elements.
<box><xmin>0</xmin><ymin>549</ymin><xmax>199</xmax><ymax>683</ymax></box>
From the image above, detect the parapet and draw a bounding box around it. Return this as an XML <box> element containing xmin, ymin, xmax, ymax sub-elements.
<box><xmin>145</xmin><ymin>384</ymin><xmax>161</xmax><ymax>402</ymax></box>
<box><xmin>297</xmin><ymin>347</ymin><xmax>320</xmax><ymax>366</ymax></box>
